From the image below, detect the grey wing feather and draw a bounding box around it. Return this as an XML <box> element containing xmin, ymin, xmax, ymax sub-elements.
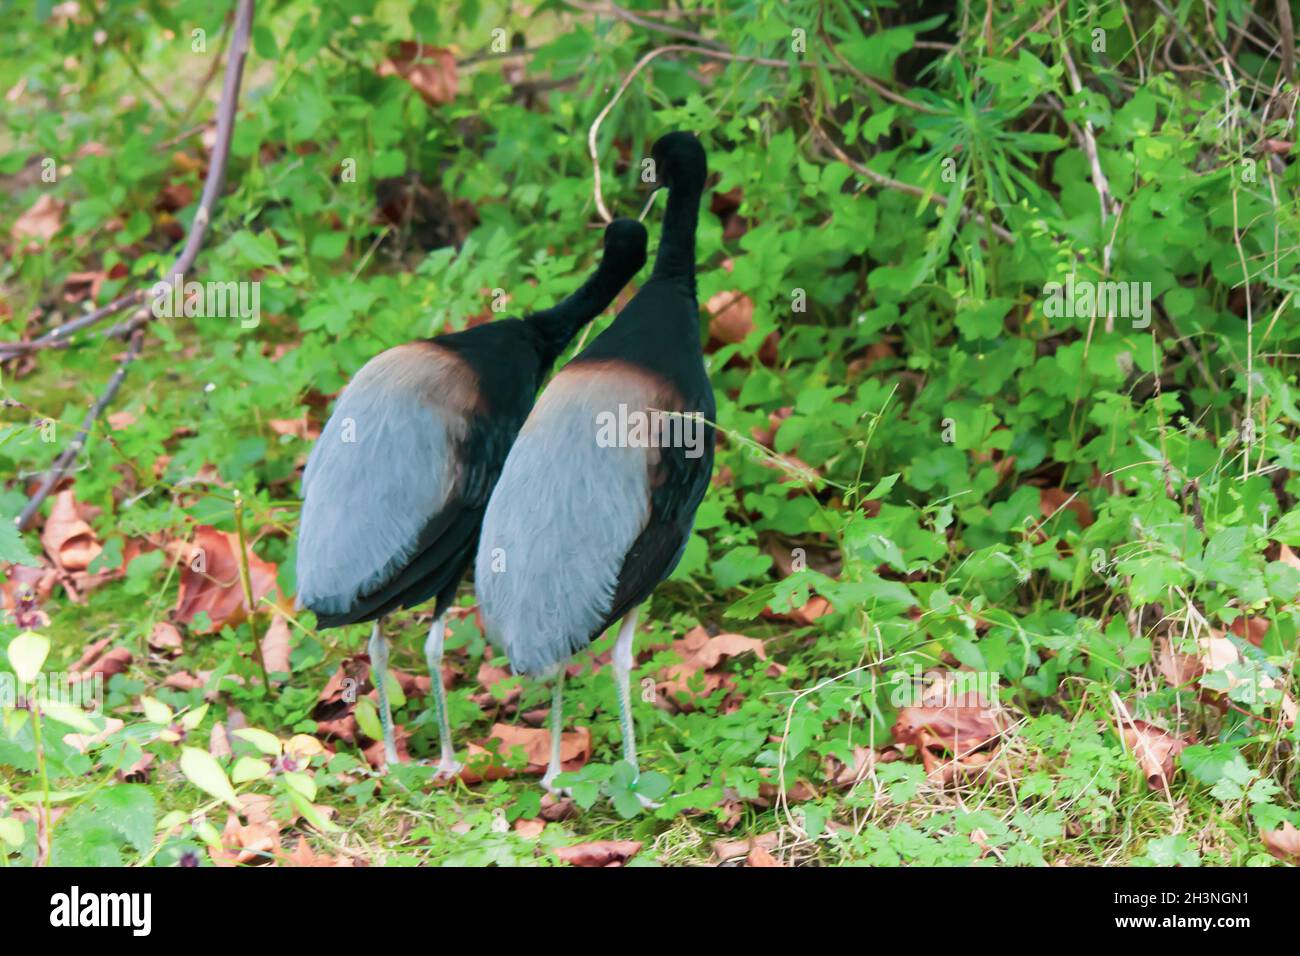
<box><xmin>296</xmin><ymin>345</ymin><xmax>470</xmax><ymax>617</ymax></box>
<box><xmin>474</xmin><ymin>367</ymin><xmax>655</xmax><ymax>674</ymax></box>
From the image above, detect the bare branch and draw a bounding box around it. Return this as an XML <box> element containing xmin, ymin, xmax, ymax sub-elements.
<box><xmin>806</xmin><ymin>110</ymin><xmax>1016</xmax><ymax>245</ymax></box>
<box><xmin>17</xmin><ymin>328</ymin><xmax>145</xmax><ymax>531</ymax></box>
<box><xmin>11</xmin><ymin>0</ymin><xmax>256</xmax><ymax>528</ymax></box>
<box><xmin>0</xmin><ymin>0</ymin><xmax>255</xmax><ymax>361</ymax></box>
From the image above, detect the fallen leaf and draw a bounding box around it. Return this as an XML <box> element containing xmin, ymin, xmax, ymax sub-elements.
<box><xmin>1120</xmin><ymin>719</ymin><xmax>1194</xmax><ymax>789</ymax></box>
<box><xmin>377</xmin><ymin>42</ymin><xmax>458</xmax><ymax>106</ymax></box>
<box><xmin>69</xmin><ymin>636</ymin><xmax>112</xmax><ymax>672</ymax></box>
<box><xmin>268</xmin><ymin>416</ymin><xmax>320</xmax><ymax>441</ymax></box>
<box><xmin>261</xmin><ymin>613</ymin><xmax>292</xmax><ymax>680</ymax></box>
<box><xmin>12</xmin><ymin>194</ymin><xmax>64</xmax><ymax>244</ymax></box>
<box><xmin>164</xmin><ymin>671</ymin><xmax>205</xmax><ymax>693</ymax></box>
<box><xmin>706</xmin><ymin>290</ymin><xmax>755</xmax><ymax>344</ymax></box>
<box><xmin>462</xmin><ymin>722</ymin><xmax>591</xmax><ymax>782</ymax></box>
<box><xmin>892</xmin><ymin>677</ymin><xmax>1004</xmax><ymax>755</ymax></box>
<box><xmin>756</xmin><ymin>771</ymin><xmax>818</xmax><ymax>805</ymax></box>
<box><xmin>1262</xmin><ymin>822</ymin><xmax>1300</xmax><ymax>864</ymax></box>
<box><xmin>747</xmin><ymin>845</ymin><xmax>783</xmax><ymax>867</ymax></box>
<box><xmin>63</xmin><ymin>717</ymin><xmax>125</xmax><ymax>753</ymax></box>
<box><xmin>209</xmin><ymin>722</ymin><xmax>231</xmax><ymax>758</ymax></box>
<box><xmin>750</xmin><ymin>408</ymin><xmax>793</xmax><ymax>449</ymax></box>
<box><xmin>40</xmin><ymin>489</ymin><xmax>102</xmax><ymax>572</ymax></box>
<box><xmin>1155</xmin><ymin>636</ymin><xmax>1201</xmax><ymax>688</ymax></box>
<box><xmin>119</xmin><ymin>751</ymin><xmax>154</xmax><ymax>782</ymax></box>
<box><xmin>237</xmin><ymin>793</ymin><xmax>280</xmax><ymax>828</ymax></box>
<box><xmin>284</xmin><ymin>835</ymin><xmax>354</xmax><ymax>867</ymax></box>
<box><xmin>362</xmin><ymin>725</ymin><xmax>411</xmax><ymax>770</ymax></box>
<box><xmin>209</xmin><ymin>811</ymin><xmax>280</xmax><ymax>867</ymax></box>
<box><xmin>1039</xmin><ymin>486</ymin><xmax>1094</xmax><ymax>528</ymax></box>
<box><xmin>514</xmin><ymin>819</ymin><xmax>545</xmax><ymax>839</ymax></box>
<box><xmin>656</xmin><ymin>627</ymin><xmax>766</xmax><ymax>711</ymax></box>
<box><xmin>690</xmin><ymin>632</ymin><xmax>767</xmax><ymax>669</ymax></box>
<box><xmin>172</xmin><ymin>526</ymin><xmax>278</xmax><ymax>633</ymax></box>
<box><xmin>823</xmin><ymin>745</ymin><xmax>898</xmax><ymax>789</ymax></box>
<box><xmin>554</xmin><ymin>840</ymin><xmax>642</xmax><ymax>867</ymax></box>
<box><xmin>70</xmin><ymin>645</ymin><xmax>132</xmax><ymax>684</ymax></box>
<box><xmin>148</xmin><ymin>621</ymin><xmax>183</xmax><ymax>657</ymax></box>
<box><xmin>1229</xmin><ymin>614</ymin><xmax>1270</xmax><ymax>647</ymax></box>
<box><xmin>474</xmin><ymin>662</ymin><xmax>521</xmax><ymax>706</ymax></box>
<box><xmin>714</xmin><ymin>831</ymin><xmax>779</xmax><ymax>863</ymax></box>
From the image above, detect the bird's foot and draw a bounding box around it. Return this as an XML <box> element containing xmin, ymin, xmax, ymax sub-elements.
<box><xmin>634</xmin><ymin>792</ymin><xmax>663</xmax><ymax>810</ymax></box>
<box><xmin>374</xmin><ymin>747</ymin><xmax>403</xmax><ymax>775</ymax></box>
<box><xmin>540</xmin><ymin>768</ymin><xmax>571</xmax><ymax>798</ymax></box>
<box><xmin>619</xmin><ymin>763</ymin><xmax>666</xmax><ymax>810</ymax></box>
<box><xmin>428</xmin><ymin>756</ymin><xmax>463</xmax><ymax>781</ymax></box>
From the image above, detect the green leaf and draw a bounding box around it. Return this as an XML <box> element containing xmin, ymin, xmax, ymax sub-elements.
<box><xmin>40</xmin><ymin>699</ymin><xmax>100</xmax><ymax>734</ymax></box>
<box><xmin>140</xmin><ymin>696</ymin><xmax>173</xmax><ymax>725</ymax></box>
<box><xmin>6</xmin><ymin>632</ymin><xmax>49</xmax><ymax>683</ymax></box>
<box><xmin>864</xmin><ymin>473</ymin><xmax>899</xmax><ymax>500</ymax></box>
<box><xmin>0</xmin><ymin>518</ymin><xmax>39</xmax><ymax>566</ymax></box>
<box><xmin>179</xmin><ymin>747</ymin><xmax>241</xmax><ymax>809</ymax></box>
<box><xmin>233</xmin><ymin>727</ymin><xmax>282</xmax><ymax>757</ymax></box>
<box><xmin>354</xmin><ymin>697</ymin><xmax>383</xmax><ymax>742</ymax></box>
<box><xmin>310</xmin><ymin>231</ymin><xmax>349</xmax><ymax>261</ymax></box>
<box><xmin>710</xmin><ymin>546</ymin><xmax>773</xmax><ymax>590</ymax></box>
<box><xmin>231</xmin><ymin>756</ymin><xmax>271</xmax><ymax>784</ymax></box>
<box><xmin>51</xmin><ymin>786</ymin><xmax>156</xmax><ymax>865</ymax></box>
<box><xmin>288</xmin><ymin>789</ymin><xmax>340</xmax><ymax>832</ymax></box>
<box><xmin>282</xmin><ymin>770</ymin><xmax>316</xmax><ymax>800</ymax></box>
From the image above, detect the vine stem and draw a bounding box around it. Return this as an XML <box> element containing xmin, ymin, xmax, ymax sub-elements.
<box><xmin>233</xmin><ymin>490</ymin><xmax>271</xmax><ymax>687</ymax></box>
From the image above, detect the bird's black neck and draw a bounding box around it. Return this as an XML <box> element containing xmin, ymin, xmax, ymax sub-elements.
<box><xmin>527</xmin><ymin>260</ymin><xmax>628</xmax><ymax>367</ymax></box>
<box><xmin>651</xmin><ymin>180</ymin><xmax>703</xmax><ymax>296</ymax></box>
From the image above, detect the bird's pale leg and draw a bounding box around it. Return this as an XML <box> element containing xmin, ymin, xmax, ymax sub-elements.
<box><xmin>423</xmin><ymin>614</ymin><xmax>461</xmax><ymax>777</ymax></box>
<box><xmin>613</xmin><ymin>607</ymin><xmax>659</xmax><ymax>808</ymax></box>
<box><xmin>612</xmin><ymin>607</ymin><xmax>641</xmax><ymax>773</ymax></box>
<box><xmin>368</xmin><ymin>619</ymin><xmax>401</xmax><ymax>768</ymax></box>
<box><xmin>540</xmin><ymin>667</ymin><xmax>566</xmax><ymax>794</ymax></box>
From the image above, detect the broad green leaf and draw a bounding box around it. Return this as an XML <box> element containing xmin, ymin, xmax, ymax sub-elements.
<box><xmin>140</xmin><ymin>696</ymin><xmax>173</xmax><ymax>725</ymax></box>
<box><xmin>231</xmin><ymin>756</ymin><xmax>271</xmax><ymax>784</ymax></box>
<box><xmin>179</xmin><ymin>747</ymin><xmax>240</xmax><ymax>809</ymax></box>
<box><xmin>234</xmin><ymin>727</ymin><xmax>282</xmax><ymax>757</ymax></box>
<box><xmin>7</xmin><ymin>632</ymin><xmax>49</xmax><ymax>683</ymax></box>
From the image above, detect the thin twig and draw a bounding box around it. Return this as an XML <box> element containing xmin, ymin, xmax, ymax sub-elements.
<box><xmin>233</xmin><ymin>490</ymin><xmax>272</xmax><ymax>687</ymax></box>
<box><xmin>178</xmin><ymin>11</ymin><xmax>232</xmax><ymax>125</ymax></box>
<box><xmin>806</xmin><ymin>110</ymin><xmax>1016</xmax><ymax>244</ymax></box>
<box><xmin>590</xmin><ymin>44</ymin><xmax>796</xmax><ymax>221</ymax></box>
<box><xmin>0</xmin><ymin>0</ymin><xmax>255</xmax><ymax>360</ymax></box>
<box><xmin>565</xmin><ymin>0</ymin><xmax>727</xmax><ymax>51</ymax></box>
<box><xmin>586</xmin><ymin>38</ymin><xmax>915</xmax><ymax>222</ymax></box>
<box><xmin>1057</xmin><ymin>25</ymin><xmax>1121</xmax><ymax>331</ymax></box>
<box><xmin>11</xmin><ymin>0</ymin><xmax>255</xmax><ymax>527</ymax></box>
<box><xmin>816</xmin><ymin>4</ymin><xmax>938</xmax><ymax>116</ymax></box>
<box><xmin>16</xmin><ymin>328</ymin><xmax>145</xmax><ymax>530</ymax></box>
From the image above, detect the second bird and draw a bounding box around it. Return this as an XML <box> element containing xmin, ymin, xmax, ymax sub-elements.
<box><xmin>476</xmin><ymin>132</ymin><xmax>714</xmax><ymax>793</ymax></box>
<box><xmin>296</xmin><ymin>219</ymin><xmax>648</xmax><ymax>773</ymax></box>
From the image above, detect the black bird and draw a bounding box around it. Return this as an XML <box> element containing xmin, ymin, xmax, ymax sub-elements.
<box><xmin>476</xmin><ymin>132</ymin><xmax>714</xmax><ymax>793</ymax></box>
<box><xmin>296</xmin><ymin>219</ymin><xmax>649</xmax><ymax>771</ymax></box>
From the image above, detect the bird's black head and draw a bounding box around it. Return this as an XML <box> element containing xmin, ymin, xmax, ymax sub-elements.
<box><xmin>649</xmin><ymin>131</ymin><xmax>707</xmax><ymax>194</ymax></box>
<box><xmin>602</xmin><ymin>217</ymin><xmax>648</xmax><ymax>273</ymax></box>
